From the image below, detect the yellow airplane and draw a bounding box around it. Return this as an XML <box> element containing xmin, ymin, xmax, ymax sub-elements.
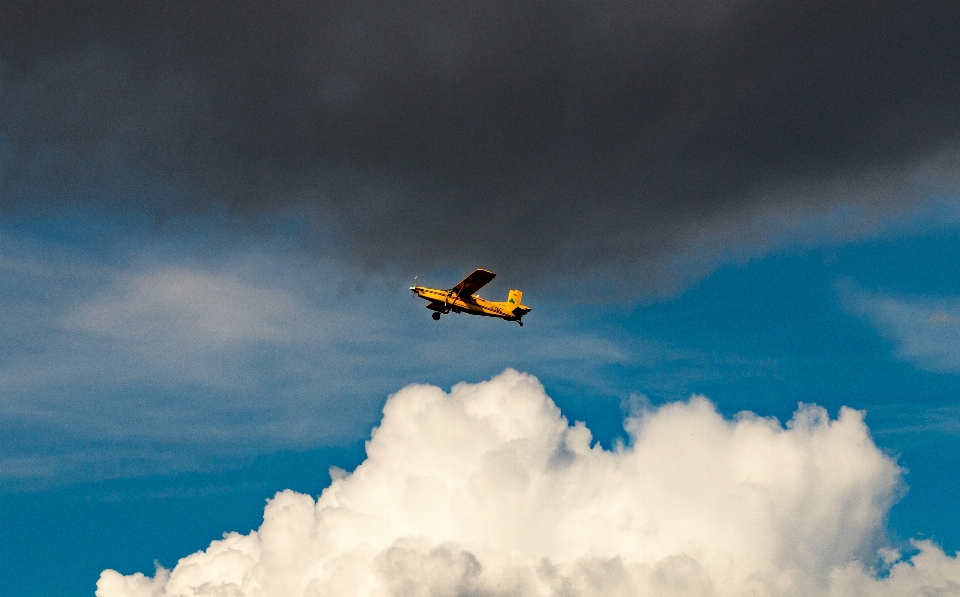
<box><xmin>411</xmin><ymin>268</ymin><xmax>532</xmax><ymax>326</ymax></box>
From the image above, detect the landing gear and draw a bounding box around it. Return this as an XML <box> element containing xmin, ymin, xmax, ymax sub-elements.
<box><xmin>432</xmin><ymin>312</ymin><xmax>441</xmax><ymax>321</ymax></box>
<box><xmin>518</xmin><ymin>320</ymin><xmax>524</xmax><ymax>327</ymax></box>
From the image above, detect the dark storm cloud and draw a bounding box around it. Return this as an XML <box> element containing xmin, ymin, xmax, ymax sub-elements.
<box><xmin>2</xmin><ymin>0</ymin><xmax>960</xmax><ymax>294</ymax></box>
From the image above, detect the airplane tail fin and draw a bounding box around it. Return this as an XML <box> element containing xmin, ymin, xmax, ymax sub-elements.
<box><xmin>507</xmin><ymin>289</ymin><xmax>523</xmax><ymax>307</ymax></box>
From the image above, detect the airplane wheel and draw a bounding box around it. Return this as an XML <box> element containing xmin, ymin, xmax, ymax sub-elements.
<box><xmin>432</xmin><ymin>312</ymin><xmax>441</xmax><ymax>321</ymax></box>
<box><xmin>518</xmin><ymin>321</ymin><xmax>524</xmax><ymax>327</ymax></box>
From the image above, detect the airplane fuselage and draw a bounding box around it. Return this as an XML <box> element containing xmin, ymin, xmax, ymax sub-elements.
<box><xmin>412</xmin><ymin>286</ymin><xmax>521</xmax><ymax>320</ymax></box>
<box><xmin>410</xmin><ymin>268</ymin><xmax>531</xmax><ymax>325</ymax></box>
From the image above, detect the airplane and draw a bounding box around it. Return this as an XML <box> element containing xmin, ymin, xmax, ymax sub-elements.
<box><xmin>410</xmin><ymin>268</ymin><xmax>531</xmax><ymax>326</ymax></box>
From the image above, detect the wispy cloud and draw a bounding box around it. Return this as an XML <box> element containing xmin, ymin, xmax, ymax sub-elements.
<box><xmin>1</xmin><ymin>233</ymin><xmax>673</xmax><ymax>486</ymax></box>
<box><xmin>67</xmin><ymin>267</ymin><xmax>298</xmax><ymax>346</ymax></box>
<box><xmin>839</xmin><ymin>281</ymin><xmax>960</xmax><ymax>373</ymax></box>
<box><xmin>872</xmin><ymin>405</ymin><xmax>960</xmax><ymax>436</ymax></box>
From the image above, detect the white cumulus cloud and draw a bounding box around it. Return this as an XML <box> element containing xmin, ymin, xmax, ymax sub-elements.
<box><xmin>97</xmin><ymin>370</ymin><xmax>960</xmax><ymax>597</ymax></box>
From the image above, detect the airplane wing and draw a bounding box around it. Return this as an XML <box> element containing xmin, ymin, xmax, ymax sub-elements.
<box><xmin>450</xmin><ymin>269</ymin><xmax>496</xmax><ymax>298</ymax></box>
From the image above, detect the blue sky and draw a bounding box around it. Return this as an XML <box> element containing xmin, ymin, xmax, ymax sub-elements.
<box><xmin>4</xmin><ymin>3</ymin><xmax>960</xmax><ymax>594</ymax></box>
<box><xmin>4</xmin><ymin>203</ymin><xmax>960</xmax><ymax>595</ymax></box>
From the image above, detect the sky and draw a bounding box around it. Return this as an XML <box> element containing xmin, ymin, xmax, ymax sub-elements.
<box><xmin>3</xmin><ymin>1</ymin><xmax>960</xmax><ymax>596</ymax></box>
